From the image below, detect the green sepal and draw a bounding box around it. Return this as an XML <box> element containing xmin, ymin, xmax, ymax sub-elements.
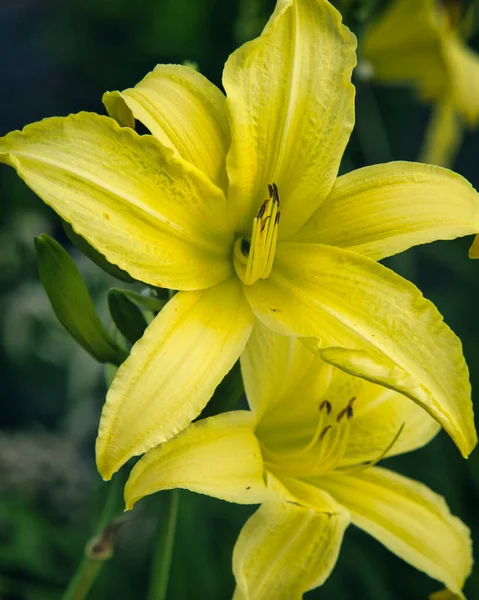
<box><xmin>62</xmin><ymin>220</ymin><xmax>134</xmax><ymax>283</ymax></box>
<box><xmin>35</xmin><ymin>234</ymin><xmax>128</xmax><ymax>365</ymax></box>
<box><xmin>109</xmin><ymin>287</ymin><xmax>166</xmax><ymax>313</ymax></box>
<box><xmin>108</xmin><ymin>289</ymin><xmax>148</xmax><ymax>345</ymax></box>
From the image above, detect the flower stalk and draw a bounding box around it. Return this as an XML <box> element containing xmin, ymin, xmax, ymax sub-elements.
<box><xmin>62</xmin><ymin>473</ymin><xmax>126</xmax><ymax>600</ymax></box>
<box><xmin>147</xmin><ymin>490</ymin><xmax>180</xmax><ymax>600</ymax></box>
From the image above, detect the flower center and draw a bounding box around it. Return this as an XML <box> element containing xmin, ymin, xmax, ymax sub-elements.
<box><xmin>292</xmin><ymin>397</ymin><xmax>356</xmax><ymax>475</ymax></box>
<box><xmin>233</xmin><ymin>183</ymin><xmax>281</xmax><ymax>286</ymax></box>
<box><xmin>262</xmin><ymin>397</ymin><xmax>356</xmax><ymax>478</ymax></box>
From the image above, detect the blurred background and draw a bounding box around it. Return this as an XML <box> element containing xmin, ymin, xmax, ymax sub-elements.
<box><xmin>1</xmin><ymin>0</ymin><xmax>479</xmax><ymax>598</ymax></box>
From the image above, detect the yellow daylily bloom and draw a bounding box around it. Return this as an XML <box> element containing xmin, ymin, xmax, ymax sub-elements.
<box><xmin>125</xmin><ymin>326</ymin><xmax>472</xmax><ymax>599</ymax></box>
<box><xmin>1</xmin><ymin>0</ymin><xmax>478</xmax><ymax>479</ymax></box>
<box><xmin>361</xmin><ymin>0</ymin><xmax>479</xmax><ymax>166</ymax></box>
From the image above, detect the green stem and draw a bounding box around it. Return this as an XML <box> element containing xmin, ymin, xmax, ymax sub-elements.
<box><xmin>62</xmin><ymin>473</ymin><xmax>125</xmax><ymax>600</ymax></box>
<box><xmin>355</xmin><ymin>80</ymin><xmax>393</xmax><ymax>164</ymax></box>
<box><xmin>147</xmin><ymin>490</ymin><xmax>180</xmax><ymax>600</ymax></box>
<box><xmin>62</xmin><ymin>560</ymin><xmax>103</xmax><ymax>600</ymax></box>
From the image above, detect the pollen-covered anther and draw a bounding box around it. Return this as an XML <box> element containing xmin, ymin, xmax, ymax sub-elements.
<box><xmin>319</xmin><ymin>400</ymin><xmax>332</xmax><ymax>414</ymax></box>
<box><xmin>233</xmin><ymin>183</ymin><xmax>281</xmax><ymax>286</ymax></box>
<box><xmin>336</xmin><ymin>397</ymin><xmax>356</xmax><ymax>422</ymax></box>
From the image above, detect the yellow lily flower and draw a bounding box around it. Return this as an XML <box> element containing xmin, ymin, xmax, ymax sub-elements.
<box><xmin>1</xmin><ymin>0</ymin><xmax>478</xmax><ymax>480</ymax></box>
<box><xmin>361</xmin><ymin>0</ymin><xmax>479</xmax><ymax>166</ymax></box>
<box><xmin>125</xmin><ymin>325</ymin><xmax>472</xmax><ymax>599</ymax></box>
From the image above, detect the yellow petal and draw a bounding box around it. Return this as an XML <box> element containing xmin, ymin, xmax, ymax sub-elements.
<box><xmin>243</xmin><ymin>328</ymin><xmax>437</xmax><ymax>472</ymax></box>
<box><xmin>318</xmin><ymin>467</ymin><xmax>472</xmax><ymax>597</ymax></box>
<box><xmin>420</xmin><ymin>97</ymin><xmax>463</xmax><ymax>167</ymax></box>
<box><xmin>241</xmin><ymin>323</ymin><xmax>431</xmax><ymax>463</ymax></box>
<box><xmin>341</xmin><ymin>382</ymin><xmax>440</xmax><ymax>467</ymax></box>
<box><xmin>361</xmin><ymin>0</ymin><xmax>446</xmax><ymax>98</ymax></box>
<box><xmin>245</xmin><ymin>242</ymin><xmax>476</xmax><ymax>457</ymax></box>
<box><xmin>245</xmin><ymin>328</ymin><xmax>439</xmax><ymax>465</ymax></box>
<box><xmin>223</xmin><ymin>0</ymin><xmax>356</xmax><ymax>238</ymax></box>
<box><xmin>267</xmin><ymin>472</ymin><xmax>344</xmax><ymax>514</ymax></box>
<box><xmin>443</xmin><ymin>34</ymin><xmax>479</xmax><ymax>126</ymax></box>
<box><xmin>233</xmin><ymin>493</ymin><xmax>349</xmax><ymax>599</ymax></box>
<box><xmin>241</xmin><ymin>321</ymin><xmax>324</xmax><ymax>423</ymax></box>
<box><xmin>103</xmin><ymin>64</ymin><xmax>230</xmax><ymax>191</ymax></box>
<box><xmin>469</xmin><ymin>234</ymin><xmax>479</xmax><ymax>257</ymax></box>
<box><xmin>293</xmin><ymin>161</ymin><xmax>479</xmax><ymax>260</ymax></box>
<box><xmin>430</xmin><ymin>590</ymin><xmax>463</xmax><ymax>600</ymax></box>
<box><xmin>0</xmin><ymin>112</ymin><xmax>233</xmax><ymax>290</ymax></box>
<box><xmin>96</xmin><ymin>278</ymin><xmax>254</xmax><ymax>480</ymax></box>
<box><xmin>124</xmin><ymin>411</ymin><xmax>266</xmax><ymax>510</ymax></box>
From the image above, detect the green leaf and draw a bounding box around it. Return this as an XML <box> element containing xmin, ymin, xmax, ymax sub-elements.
<box><xmin>35</xmin><ymin>234</ymin><xmax>128</xmax><ymax>365</ymax></box>
<box><xmin>108</xmin><ymin>289</ymin><xmax>148</xmax><ymax>345</ymax></box>
<box><xmin>109</xmin><ymin>287</ymin><xmax>167</xmax><ymax>312</ymax></box>
<box><xmin>200</xmin><ymin>361</ymin><xmax>244</xmax><ymax>419</ymax></box>
<box><xmin>62</xmin><ymin>220</ymin><xmax>134</xmax><ymax>283</ymax></box>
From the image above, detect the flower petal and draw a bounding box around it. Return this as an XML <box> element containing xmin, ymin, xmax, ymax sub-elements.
<box><xmin>103</xmin><ymin>64</ymin><xmax>230</xmax><ymax>191</ymax></box>
<box><xmin>124</xmin><ymin>411</ymin><xmax>266</xmax><ymax>509</ymax></box>
<box><xmin>242</xmin><ymin>324</ymin><xmax>439</xmax><ymax>464</ymax></box>
<box><xmin>318</xmin><ymin>467</ymin><xmax>472</xmax><ymax>597</ymax></box>
<box><xmin>96</xmin><ymin>278</ymin><xmax>254</xmax><ymax>480</ymax></box>
<box><xmin>361</xmin><ymin>0</ymin><xmax>446</xmax><ymax>98</ymax></box>
<box><xmin>341</xmin><ymin>384</ymin><xmax>440</xmax><ymax>466</ymax></box>
<box><xmin>233</xmin><ymin>491</ymin><xmax>349</xmax><ymax>599</ymax></box>
<box><xmin>430</xmin><ymin>590</ymin><xmax>463</xmax><ymax>600</ymax></box>
<box><xmin>293</xmin><ymin>162</ymin><xmax>479</xmax><ymax>260</ymax></box>
<box><xmin>245</xmin><ymin>242</ymin><xmax>476</xmax><ymax>457</ymax></box>
<box><xmin>443</xmin><ymin>35</ymin><xmax>479</xmax><ymax>126</ymax></box>
<box><xmin>223</xmin><ymin>0</ymin><xmax>356</xmax><ymax>238</ymax></box>
<box><xmin>0</xmin><ymin>112</ymin><xmax>233</xmax><ymax>290</ymax></box>
<box><xmin>241</xmin><ymin>321</ymin><xmax>325</xmax><ymax>422</ymax></box>
<box><xmin>469</xmin><ymin>234</ymin><xmax>479</xmax><ymax>257</ymax></box>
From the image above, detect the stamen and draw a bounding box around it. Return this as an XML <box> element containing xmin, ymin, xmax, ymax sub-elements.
<box><xmin>336</xmin><ymin>397</ymin><xmax>356</xmax><ymax>422</ymax></box>
<box><xmin>319</xmin><ymin>400</ymin><xmax>332</xmax><ymax>414</ymax></box>
<box><xmin>287</xmin><ymin>402</ymin><xmax>332</xmax><ymax>457</ymax></box>
<box><xmin>319</xmin><ymin>425</ymin><xmax>332</xmax><ymax>440</ymax></box>
<box><xmin>286</xmin><ymin>397</ymin><xmax>355</xmax><ymax>474</ymax></box>
<box><xmin>233</xmin><ymin>184</ymin><xmax>281</xmax><ymax>286</ymax></box>
<box><xmin>303</xmin><ymin>397</ymin><xmax>357</xmax><ymax>476</ymax></box>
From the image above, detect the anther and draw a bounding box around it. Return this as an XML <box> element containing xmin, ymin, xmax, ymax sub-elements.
<box><xmin>346</xmin><ymin>397</ymin><xmax>356</xmax><ymax>420</ymax></box>
<box><xmin>260</xmin><ymin>215</ymin><xmax>271</xmax><ymax>232</ymax></box>
<box><xmin>257</xmin><ymin>200</ymin><xmax>268</xmax><ymax>219</ymax></box>
<box><xmin>336</xmin><ymin>397</ymin><xmax>356</xmax><ymax>422</ymax></box>
<box><xmin>319</xmin><ymin>400</ymin><xmax>332</xmax><ymax>414</ymax></box>
<box><xmin>269</xmin><ymin>182</ymin><xmax>279</xmax><ymax>203</ymax></box>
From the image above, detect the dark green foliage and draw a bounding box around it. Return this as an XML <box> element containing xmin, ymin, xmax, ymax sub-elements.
<box><xmin>107</xmin><ymin>289</ymin><xmax>148</xmax><ymax>346</ymax></box>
